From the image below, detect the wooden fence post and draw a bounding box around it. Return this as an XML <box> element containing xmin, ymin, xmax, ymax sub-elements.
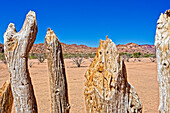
<box><xmin>84</xmin><ymin>36</ymin><xmax>142</xmax><ymax>113</ymax></box>
<box><xmin>4</xmin><ymin>11</ymin><xmax>38</xmax><ymax>113</ymax></box>
<box><xmin>0</xmin><ymin>80</ymin><xmax>13</xmax><ymax>112</ymax></box>
<box><xmin>155</xmin><ymin>9</ymin><xmax>170</xmax><ymax>113</ymax></box>
<box><xmin>45</xmin><ymin>28</ymin><xmax>70</xmax><ymax>113</ymax></box>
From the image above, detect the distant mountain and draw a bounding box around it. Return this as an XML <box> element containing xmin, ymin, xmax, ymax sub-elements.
<box><xmin>117</xmin><ymin>43</ymin><xmax>155</xmax><ymax>54</ymax></box>
<box><xmin>28</xmin><ymin>43</ymin><xmax>98</xmax><ymax>54</ymax></box>
<box><xmin>0</xmin><ymin>42</ymin><xmax>155</xmax><ymax>54</ymax></box>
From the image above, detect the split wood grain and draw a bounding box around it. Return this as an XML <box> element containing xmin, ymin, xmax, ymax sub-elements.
<box><xmin>45</xmin><ymin>28</ymin><xmax>70</xmax><ymax>113</ymax></box>
<box><xmin>155</xmin><ymin>9</ymin><xmax>170</xmax><ymax>113</ymax></box>
<box><xmin>0</xmin><ymin>80</ymin><xmax>13</xmax><ymax>113</ymax></box>
<box><xmin>4</xmin><ymin>11</ymin><xmax>38</xmax><ymax>113</ymax></box>
<box><xmin>84</xmin><ymin>36</ymin><xmax>142</xmax><ymax>113</ymax></box>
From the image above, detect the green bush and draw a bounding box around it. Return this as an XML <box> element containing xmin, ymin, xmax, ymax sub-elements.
<box><xmin>120</xmin><ymin>52</ymin><xmax>157</xmax><ymax>58</ymax></box>
<box><xmin>132</xmin><ymin>52</ymin><xmax>141</xmax><ymax>58</ymax></box>
<box><xmin>120</xmin><ymin>52</ymin><xmax>132</xmax><ymax>58</ymax></box>
<box><xmin>83</xmin><ymin>54</ymin><xmax>89</xmax><ymax>59</ymax></box>
<box><xmin>120</xmin><ymin>52</ymin><xmax>128</xmax><ymax>56</ymax></box>
<box><xmin>142</xmin><ymin>54</ymin><xmax>153</xmax><ymax>58</ymax></box>
<box><xmin>89</xmin><ymin>53</ymin><xmax>96</xmax><ymax>58</ymax></box>
<box><xmin>63</xmin><ymin>53</ymin><xmax>73</xmax><ymax>59</ymax></box>
<box><xmin>28</xmin><ymin>53</ymin><xmax>47</xmax><ymax>63</ymax></box>
<box><xmin>28</xmin><ymin>53</ymin><xmax>38</xmax><ymax>59</ymax></box>
<box><xmin>63</xmin><ymin>53</ymin><xmax>96</xmax><ymax>59</ymax></box>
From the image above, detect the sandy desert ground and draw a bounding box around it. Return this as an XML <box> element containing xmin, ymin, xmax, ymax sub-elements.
<box><xmin>0</xmin><ymin>58</ymin><xmax>159</xmax><ymax>113</ymax></box>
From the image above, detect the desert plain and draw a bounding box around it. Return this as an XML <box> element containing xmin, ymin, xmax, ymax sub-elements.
<box><xmin>0</xmin><ymin>58</ymin><xmax>159</xmax><ymax>113</ymax></box>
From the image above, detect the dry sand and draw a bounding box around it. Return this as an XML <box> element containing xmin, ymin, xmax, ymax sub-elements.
<box><xmin>0</xmin><ymin>58</ymin><xmax>159</xmax><ymax>113</ymax></box>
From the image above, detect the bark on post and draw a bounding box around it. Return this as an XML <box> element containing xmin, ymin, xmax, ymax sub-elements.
<box><xmin>45</xmin><ymin>28</ymin><xmax>70</xmax><ymax>113</ymax></box>
<box><xmin>155</xmin><ymin>9</ymin><xmax>170</xmax><ymax>113</ymax></box>
<box><xmin>84</xmin><ymin>36</ymin><xmax>142</xmax><ymax>113</ymax></box>
<box><xmin>4</xmin><ymin>11</ymin><xmax>38</xmax><ymax>113</ymax></box>
<box><xmin>0</xmin><ymin>80</ymin><xmax>13</xmax><ymax>112</ymax></box>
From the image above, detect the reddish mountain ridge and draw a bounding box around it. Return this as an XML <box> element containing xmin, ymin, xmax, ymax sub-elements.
<box><xmin>29</xmin><ymin>43</ymin><xmax>98</xmax><ymax>54</ymax></box>
<box><xmin>0</xmin><ymin>42</ymin><xmax>155</xmax><ymax>54</ymax></box>
<box><xmin>117</xmin><ymin>43</ymin><xmax>155</xmax><ymax>54</ymax></box>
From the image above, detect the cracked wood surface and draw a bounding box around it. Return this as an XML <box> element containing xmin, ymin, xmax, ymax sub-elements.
<box><xmin>4</xmin><ymin>11</ymin><xmax>38</xmax><ymax>113</ymax></box>
<box><xmin>155</xmin><ymin>9</ymin><xmax>170</xmax><ymax>113</ymax></box>
<box><xmin>0</xmin><ymin>80</ymin><xmax>13</xmax><ymax>113</ymax></box>
<box><xmin>45</xmin><ymin>28</ymin><xmax>70</xmax><ymax>113</ymax></box>
<box><xmin>84</xmin><ymin>36</ymin><xmax>142</xmax><ymax>113</ymax></box>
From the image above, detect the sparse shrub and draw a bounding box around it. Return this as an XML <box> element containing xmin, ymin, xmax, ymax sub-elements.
<box><xmin>71</xmin><ymin>53</ymin><xmax>84</xmax><ymax>67</ymax></box>
<box><xmin>63</xmin><ymin>53</ymin><xmax>96</xmax><ymax>59</ymax></box>
<box><xmin>37</xmin><ymin>53</ymin><xmax>46</xmax><ymax>63</ymax></box>
<box><xmin>132</xmin><ymin>52</ymin><xmax>141</xmax><ymax>58</ymax></box>
<box><xmin>120</xmin><ymin>53</ymin><xmax>132</xmax><ymax>58</ymax></box>
<box><xmin>29</xmin><ymin>53</ymin><xmax>38</xmax><ymax>59</ymax></box>
<box><xmin>133</xmin><ymin>58</ymin><xmax>136</xmax><ymax>62</ymax></box>
<box><xmin>150</xmin><ymin>57</ymin><xmax>156</xmax><ymax>62</ymax></box>
<box><xmin>89</xmin><ymin>53</ymin><xmax>96</xmax><ymax>58</ymax></box>
<box><xmin>28</xmin><ymin>53</ymin><xmax>46</xmax><ymax>63</ymax></box>
<box><xmin>29</xmin><ymin>61</ymin><xmax>34</xmax><ymax>68</ymax></box>
<box><xmin>138</xmin><ymin>58</ymin><xmax>141</xmax><ymax>62</ymax></box>
<box><xmin>142</xmin><ymin>53</ymin><xmax>154</xmax><ymax>58</ymax></box>
<box><xmin>126</xmin><ymin>58</ymin><xmax>130</xmax><ymax>62</ymax></box>
<box><xmin>83</xmin><ymin>53</ymin><xmax>96</xmax><ymax>59</ymax></box>
<box><xmin>63</xmin><ymin>53</ymin><xmax>73</xmax><ymax>59</ymax></box>
<box><xmin>84</xmin><ymin>54</ymin><xmax>89</xmax><ymax>59</ymax></box>
<box><xmin>120</xmin><ymin>52</ymin><xmax>128</xmax><ymax>56</ymax></box>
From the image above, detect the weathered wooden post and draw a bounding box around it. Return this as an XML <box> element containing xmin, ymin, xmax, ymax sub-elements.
<box><xmin>0</xmin><ymin>80</ymin><xmax>13</xmax><ymax>112</ymax></box>
<box><xmin>4</xmin><ymin>11</ymin><xmax>38</xmax><ymax>113</ymax></box>
<box><xmin>155</xmin><ymin>9</ymin><xmax>170</xmax><ymax>113</ymax></box>
<box><xmin>45</xmin><ymin>28</ymin><xmax>70</xmax><ymax>113</ymax></box>
<box><xmin>84</xmin><ymin>36</ymin><xmax>142</xmax><ymax>113</ymax></box>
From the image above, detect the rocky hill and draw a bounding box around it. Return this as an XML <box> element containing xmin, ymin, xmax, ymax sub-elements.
<box><xmin>117</xmin><ymin>43</ymin><xmax>155</xmax><ymax>54</ymax></box>
<box><xmin>28</xmin><ymin>43</ymin><xmax>98</xmax><ymax>54</ymax></box>
<box><xmin>0</xmin><ymin>42</ymin><xmax>155</xmax><ymax>54</ymax></box>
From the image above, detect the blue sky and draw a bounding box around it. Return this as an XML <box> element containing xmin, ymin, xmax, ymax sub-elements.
<box><xmin>0</xmin><ymin>0</ymin><xmax>170</xmax><ymax>47</ymax></box>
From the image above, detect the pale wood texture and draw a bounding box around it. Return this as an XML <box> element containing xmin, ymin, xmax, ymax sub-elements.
<box><xmin>84</xmin><ymin>36</ymin><xmax>142</xmax><ymax>113</ymax></box>
<box><xmin>45</xmin><ymin>28</ymin><xmax>70</xmax><ymax>113</ymax></box>
<box><xmin>4</xmin><ymin>11</ymin><xmax>38</xmax><ymax>113</ymax></box>
<box><xmin>155</xmin><ymin>9</ymin><xmax>170</xmax><ymax>113</ymax></box>
<box><xmin>0</xmin><ymin>80</ymin><xmax>13</xmax><ymax>113</ymax></box>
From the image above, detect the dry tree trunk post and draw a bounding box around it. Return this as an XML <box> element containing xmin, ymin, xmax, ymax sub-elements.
<box><xmin>0</xmin><ymin>80</ymin><xmax>13</xmax><ymax>112</ymax></box>
<box><xmin>45</xmin><ymin>28</ymin><xmax>70</xmax><ymax>113</ymax></box>
<box><xmin>155</xmin><ymin>9</ymin><xmax>170</xmax><ymax>113</ymax></box>
<box><xmin>4</xmin><ymin>11</ymin><xmax>38</xmax><ymax>113</ymax></box>
<box><xmin>84</xmin><ymin>36</ymin><xmax>142</xmax><ymax>113</ymax></box>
